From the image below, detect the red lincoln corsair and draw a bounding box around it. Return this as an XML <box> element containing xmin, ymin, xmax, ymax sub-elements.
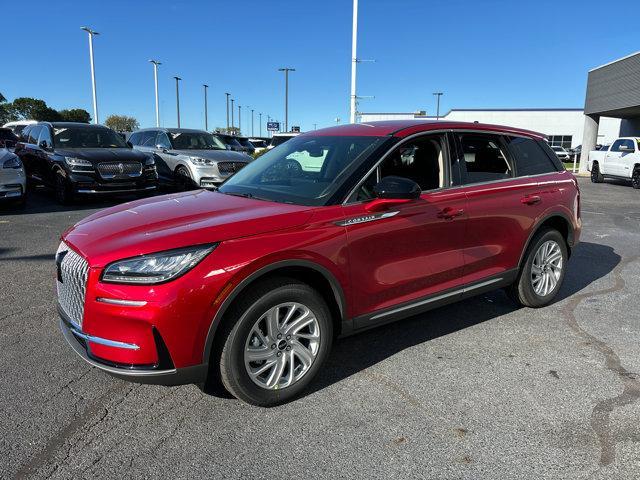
<box><xmin>56</xmin><ymin>121</ymin><xmax>581</xmax><ymax>406</ymax></box>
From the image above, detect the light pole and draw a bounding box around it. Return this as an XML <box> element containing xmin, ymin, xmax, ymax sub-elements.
<box><xmin>278</xmin><ymin>67</ymin><xmax>295</xmax><ymax>132</ymax></box>
<box><xmin>259</xmin><ymin>113</ymin><xmax>262</xmax><ymax>137</ymax></box>
<box><xmin>350</xmin><ymin>0</ymin><xmax>358</xmax><ymax>124</ymax></box>
<box><xmin>313</xmin><ymin>123</ymin><xmax>317</xmax><ymax>130</ymax></box>
<box><xmin>238</xmin><ymin>105</ymin><xmax>242</xmax><ymax>135</ymax></box>
<box><xmin>149</xmin><ymin>60</ymin><xmax>161</xmax><ymax>127</ymax></box>
<box><xmin>203</xmin><ymin>84</ymin><xmax>209</xmax><ymax>131</ymax></box>
<box><xmin>174</xmin><ymin>76</ymin><xmax>182</xmax><ymax>127</ymax></box>
<box><xmin>251</xmin><ymin>109</ymin><xmax>255</xmax><ymax>136</ymax></box>
<box><xmin>231</xmin><ymin>99</ymin><xmax>235</xmax><ymax>131</ymax></box>
<box><xmin>81</xmin><ymin>27</ymin><xmax>99</xmax><ymax>124</ymax></box>
<box><xmin>225</xmin><ymin>92</ymin><xmax>230</xmax><ymax>130</ymax></box>
<box><xmin>433</xmin><ymin>92</ymin><xmax>444</xmax><ymax>120</ymax></box>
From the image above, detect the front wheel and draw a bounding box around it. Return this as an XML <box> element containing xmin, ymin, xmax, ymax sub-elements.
<box><xmin>54</xmin><ymin>170</ymin><xmax>74</xmax><ymax>205</ymax></box>
<box><xmin>218</xmin><ymin>278</ymin><xmax>333</xmax><ymax>406</ymax></box>
<box><xmin>591</xmin><ymin>162</ymin><xmax>604</xmax><ymax>183</ymax></box>
<box><xmin>175</xmin><ymin>166</ymin><xmax>195</xmax><ymax>192</ymax></box>
<box><xmin>632</xmin><ymin>166</ymin><xmax>640</xmax><ymax>189</ymax></box>
<box><xmin>507</xmin><ymin>229</ymin><xmax>568</xmax><ymax>308</ymax></box>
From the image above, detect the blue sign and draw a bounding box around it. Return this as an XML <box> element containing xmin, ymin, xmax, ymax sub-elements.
<box><xmin>267</xmin><ymin>122</ymin><xmax>280</xmax><ymax>132</ymax></box>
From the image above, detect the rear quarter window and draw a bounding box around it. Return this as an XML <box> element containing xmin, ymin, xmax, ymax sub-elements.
<box><xmin>505</xmin><ymin>136</ymin><xmax>560</xmax><ymax>175</ymax></box>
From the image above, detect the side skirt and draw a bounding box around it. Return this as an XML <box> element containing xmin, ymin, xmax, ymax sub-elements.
<box><xmin>341</xmin><ymin>270</ymin><xmax>518</xmax><ymax>336</ymax></box>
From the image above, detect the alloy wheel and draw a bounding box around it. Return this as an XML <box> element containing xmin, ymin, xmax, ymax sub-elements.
<box><xmin>244</xmin><ymin>302</ymin><xmax>320</xmax><ymax>390</ymax></box>
<box><xmin>632</xmin><ymin>168</ymin><xmax>640</xmax><ymax>189</ymax></box>
<box><xmin>530</xmin><ymin>240</ymin><xmax>563</xmax><ymax>297</ymax></box>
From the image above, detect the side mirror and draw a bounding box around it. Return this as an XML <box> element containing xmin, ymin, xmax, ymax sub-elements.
<box><xmin>39</xmin><ymin>140</ymin><xmax>50</xmax><ymax>150</ymax></box>
<box><xmin>373</xmin><ymin>176</ymin><xmax>421</xmax><ymax>200</ymax></box>
<box><xmin>155</xmin><ymin>144</ymin><xmax>168</xmax><ymax>152</ymax></box>
<box><xmin>366</xmin><ymin>176</ymin><xmax>421</xmax><ymax>212</ymax></box>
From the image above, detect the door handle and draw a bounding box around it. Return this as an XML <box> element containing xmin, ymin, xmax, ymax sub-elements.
<box><xmin>437</xmin><ymin>207</ymin><xmax>464</xmax><ymax>219</ymax></box>
<box><xmin>521</xmin><ymin>195</ymin><xmax>541</xmax><ymax>205</ymax></box>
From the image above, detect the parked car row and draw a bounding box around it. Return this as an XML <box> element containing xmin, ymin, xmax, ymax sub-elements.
<box><xmin>0</xmin><ymin>121</ymin><xmax>305</xmax><ymax>207</ymax></box>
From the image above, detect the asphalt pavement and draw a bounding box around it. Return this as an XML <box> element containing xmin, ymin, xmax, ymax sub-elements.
<box><xmin>1</xmin><ymin>177</ymin><xmax>639</xmax><ymax>479</ymax></box>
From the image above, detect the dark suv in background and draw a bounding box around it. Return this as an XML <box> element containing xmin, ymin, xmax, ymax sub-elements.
<box><xmin>16</xmin><ymin>122</ymin><xmax>157</xmax><ymax>204</ymax></box>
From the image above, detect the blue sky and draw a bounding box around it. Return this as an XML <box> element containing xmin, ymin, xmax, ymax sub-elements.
<box><xmin>3</xmin><ymin>0</ymin><xmax>639</xmax><ymax>133</ymax></box>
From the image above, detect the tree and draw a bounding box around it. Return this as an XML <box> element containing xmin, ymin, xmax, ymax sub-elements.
<box><xmin>104</xmin><ymin>115</ymin><xmax>140</xmax><ymax>132</ymax></box>
<box><xmin>0</xmin><ymin>92</ymin><xmax>6</xmax><ymax>103</ymax></box>
<box><xmin>59</xmin><ymin>108</ymin><xmax>91</xmax><ymax>123</ymax></box>
<box><xmin>216</xmin><ymin>126</ymin><xmax>241</xmax><ymax>135</ymax></box>
<box><xmin>0</xmin><ymin>93</ymin><xmax>16</xmax><ymax>125</ymax></box>
<box><xmin>11</xmin><ymin>97</ymin><xmax>49</xmax><ymax>120</ymax></box>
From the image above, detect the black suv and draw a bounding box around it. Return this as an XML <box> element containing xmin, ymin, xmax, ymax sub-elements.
<box><xmin>16</xmin><ymin>122</ymin><xmax>158</xmax><ymax>204</ymax></box>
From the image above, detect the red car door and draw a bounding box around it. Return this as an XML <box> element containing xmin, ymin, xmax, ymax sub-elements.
<box><xmin>453</xmin><ymin>132</ymin><xmax>548</xmax><ymax>285</ymax></box>
<box><xmin>342</xmin><ymin>132</ymin><xmax>468</xmax><ymax>327</ymax></box>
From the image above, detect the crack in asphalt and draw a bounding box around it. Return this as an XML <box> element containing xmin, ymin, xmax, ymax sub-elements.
<box><xmin>561</xmin><ymin>253</ymin><xmax>640</xmax><ymax>467</ymax></box>
<box><xmin>13</xmin><ymin>382</ymin><xmax>127</xmax><ymax>479</ymax></box>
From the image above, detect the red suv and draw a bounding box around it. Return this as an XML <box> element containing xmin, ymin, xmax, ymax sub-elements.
<box><xmin>56</xmin><ymin>121</ymin><xmax>581</xmax><ymax>406</ymax></box>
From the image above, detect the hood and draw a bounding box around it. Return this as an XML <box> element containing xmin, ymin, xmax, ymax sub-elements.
<box><xmin>172</xmin><ymin>149</ymin><xmax>251</xmax><ymax>162</ymax></box>
<box><xmin>55</xmin><ymin>148</ymin><xmax>149</xmax><ymax>163</ymax></box>
<box><xmin>62</xmin><ymin>190</ymin><xmax>313</xmax><ymax>267</ymax></box>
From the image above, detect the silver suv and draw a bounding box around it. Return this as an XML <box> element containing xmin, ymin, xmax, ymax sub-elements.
<box><xmin>129</xmin><ymin>128</ymin><xmax>252</xmax><ymax>190</ymax></box>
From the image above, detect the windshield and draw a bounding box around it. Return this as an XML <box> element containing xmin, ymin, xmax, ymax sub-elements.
<box><xmin>169</xmin><ymin>132</ymin><xmax>225</xmax><ymax>150</ymax></box>
<box><xmin>53</xmin><ymin>127</ymin><xmax>128</xmax><ymax>148</ymax></box>
<box><xmin>218</xmin><ymin>135</ymin><xmax>384</xmax><ymax>206</ymax></box>
<box><xmin>218</xmin><ymin>135</ymin><xmax>242</xmax><ymax>148</ymax></box>
<box><xmin>238</xmin><ymin>138</ymin><xmax>253</xmax><ymax>148</ymax></box>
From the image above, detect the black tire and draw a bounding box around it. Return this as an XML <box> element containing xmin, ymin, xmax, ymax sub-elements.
<box><xmin>54</xmin><ymin>170</ymin><xmax>74</xmax><ymax>205</ymax></box>
<box><xmin>175</xmin><ymin>166</ymin><xmax>195</xmax><ymax>192</ymax></box>
<box><xmin>632</xmin><ymin>166</ymin><xmax>640</xmax><ymax>190</ymax></box>
<box><xmin>591</xmin><ymin>162</ymin><xmax>604</xmax><ymax>183</ymax></box>
<box><xmin>507</xmin><ymin>229</ymin><xmax>568</xmax><ymax>308</ymax></box>
<box><xmin>217</xmin><ymin>277</ymin><xmax>333</xmax><ymax>406</ymax></box>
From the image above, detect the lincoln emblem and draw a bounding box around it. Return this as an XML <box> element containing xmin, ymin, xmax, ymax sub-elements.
<box><xmin>118</xmin><ymin>163</ymin><xmax>124</xmax><ymax>174</ymax></box>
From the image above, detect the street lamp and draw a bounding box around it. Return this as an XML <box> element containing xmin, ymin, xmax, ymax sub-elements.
<box><xmin>238</xmin><ymin>105</ymin><xmax>242</xmax><ymax>135</ymax></box>
<box><xmin>433</xmin><ymin>92</ymin><xmax>444</xmax><ymax>120</ymax></box>
<box><xmin>174</xmin><ymin>76</ymin><xmax>182</xmax><ymax>127</ymax></box>
<box><xmin>80</xmin><ymin>26</ymin><xmax>99</xmax><ymax>124</ymax></box>
<box><xmin>278</xmin><ymin>67</ymin><xmax>295</xmax><ymax>132</ymax></box>
<box><xmin>149</xmin><ymin>60</ymin><xmax>161</xmax><ymax>127</ymax></box>
<box><xmin>231</xmin><ymin>99</ymin><xmax>235</xmax><ymax>131</ymax></box>
<box><xmin>203</xmin><ymin>84</ymin><xmax>209</xmax><ymax>131</ymax></box>
<box><xmin>225</xmin><ymin>93</ymin><xmax>230</xmax><ymax>130</ymax></box>
<box><xmin>251</xmin><ymin>109</ymin><xmax>255</xmax><ymax>137</ymax></box>
<box><xmin>259</xmin><ymin>113</ymin><xmax>262</xmax><ymax>137</ymax></box>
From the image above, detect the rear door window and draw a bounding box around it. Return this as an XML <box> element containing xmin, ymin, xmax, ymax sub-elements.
<box><xmin>457</xmin><ymin>133</ymin><xmax>513</xmax><ymax>184</ymax></box>
<box><xmin>28</xmin><ymin>126</ymin><xmax>41</xmax><ymax>145</ymax></box>
<box><xmin>505</xmin><ymin>136</ymin><xmax>558</xmax><ymax>176</ymax></box>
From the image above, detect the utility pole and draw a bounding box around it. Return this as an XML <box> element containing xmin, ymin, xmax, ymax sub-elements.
<box><xmin>278</xmin><ymin>67</ymin><xmax>295</xmax><ymax>132</ymax></box>
<box><xmin>433</xmin><ymin>92</ymin><xmax>443</xmax><ymax>120</ymax></box>
<box><xmin>231</xmin><ymin>99</ymin><xmax>235</xmax><ymax>131</ymax></box>
<box><xmin>174</xmin><ymin>76</ymin><xmax>182</xmax><ymax>127</ymax></box>
<box><xmin>149</xmin><ymin>60</ymin><xmax>161</xmax><ymax>127</ymax></box>
<box><xmin>81</xmin><ymin>27</ymin><xmax>99</xmax><ymax>124</ymax></box>
<box><xmin>203</xmin><ymin>84</ymin><xmax>209</xmax><ymax>131</ymax></box>
<box><xmin>251</xmin><ymin>109</ymin><xmax>255</xmax><ymax>136</ymax></box>
<box><xmin>238</xmin><ymin>105</ymin><xmax>241</xmax><ymax>135</ymax></box>
<box><xmin>225</xmin><ymin>93</ymin><xmax>230</xmax><ymax>130</ymax></box>
<box><xmin>259</xmin><ymin>113</ymin><xmax>262</xmax><ymax>137</ymax></box>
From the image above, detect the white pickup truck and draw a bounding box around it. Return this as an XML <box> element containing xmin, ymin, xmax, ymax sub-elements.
<box><xmin>588</xmin><ymin>137</ymin><xmax>640</xmax><ymax>189</ymax></box>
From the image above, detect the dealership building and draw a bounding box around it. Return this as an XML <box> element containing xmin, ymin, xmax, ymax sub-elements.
<box><xmin>579</xmin><ymin>51</ymin><xmax>640</xmax><ymax>172</ymax></box>
<box><xmin>359</xmin><ymin>109</ymin><xmax>621</xmax><ymax>151</ymax></box>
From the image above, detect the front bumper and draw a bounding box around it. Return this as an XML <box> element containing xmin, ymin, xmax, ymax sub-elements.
<box><xmin>0</xmin><ymin>183</ymin><xmax>24</xmax><ymax>201</ymax></box>
<box><xmin>58</xmin><ymin>306</ymin><xmax>207</xmax><ymax>386</ymax></box>
<box><xmin>68</xmin><ymin>169</ymin><xmax>158</xmax><ymax>195</ymax></box>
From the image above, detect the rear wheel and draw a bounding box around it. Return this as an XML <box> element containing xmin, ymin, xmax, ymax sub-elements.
<box><xmin>591</xmin><ymin>162</ymin><xmax>604</xmax><ymax>183</ymax></box>
<box><xmin>632</xmin><ymin>166</ymin><xmax>640</xmax><ymax>189</ymax></box>
<box><xmin>217</xmin><ymin>278</ymin><xmax>333</xmax><ymax>406</ymax></box>
<box><xmin>175</xmin><ymin>166</ymin><xmax>195</xmax><ymax>191</ymax></box>
<box><xmin>54</xmin><ymin>170</ymin><xmax>74</xmax><ymax>205</ymax></box>
<box><xmin>507</xmin><ymin>229</ymin><xmax>568</xmax><ymax>308</ymax></box>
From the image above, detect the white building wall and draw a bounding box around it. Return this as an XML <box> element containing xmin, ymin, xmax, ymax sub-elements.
<box><xmin>359</xmin><ymin>110</ymin><xmax>621</xmax><ymax>148</ymax></box>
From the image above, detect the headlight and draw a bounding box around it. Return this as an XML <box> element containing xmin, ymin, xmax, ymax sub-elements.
<box><xmin>64</xmin><ymin>157</ymin><xmax>93</xmax><ymax>171</ymax></box>
<box><xmin>189</xmin><ymin>156</ymin><xmax>215</xmax><ymax>166</ymax></box>
<box><xmin>2</xmin><ymin>157</ymin><xmax>21</xmax><ymax>169</ymax></box>
<box><xmin>101</xmin><ymin>244</ymin><xmax>218</xmax><ymax>284</ymax></box>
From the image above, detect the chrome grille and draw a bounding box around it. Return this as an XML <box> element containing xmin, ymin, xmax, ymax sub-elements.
<box><xmin>217</xmin><ymin>161</ymin><xmax>247</xmax><ymax>175</ymax></box>
<box><xmin>56</xmin><ymin>242</ymin><xmax>89</xmax><ymax>329</ymax></box>
<box><xmin>97</xmin><ymin>161</ymin><xmax>142</xmax><ymax>179</ymax></box>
